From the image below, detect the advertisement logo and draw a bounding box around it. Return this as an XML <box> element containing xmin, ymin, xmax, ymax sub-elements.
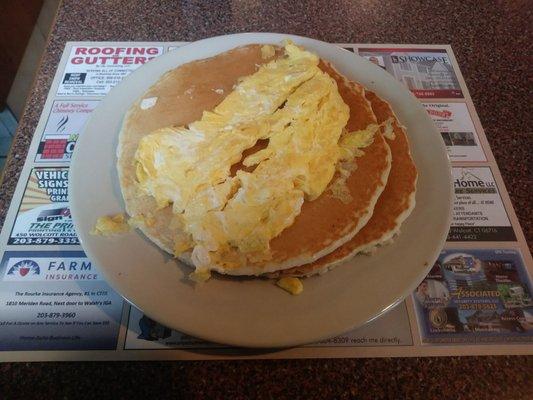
<box><xmin>391</xmin><ymin>54</ymin><xmax>449</xmax><ymax>64</ymax></box>
<box><xmin>453</xmin><ymin>169</ymin><xmax>497</xmax><ymax>194</ymax></box>
<box><xmin>36</xmin><ymin>100</ymin><xmax>99</xmax><ymax>163</ymax></box>
<box><xmin>3</xmin><ymin>255</ymin><xmax>99</xmax><ymax>281</ymax></box>
<box><xmin>6</xmin><ymin>260</ymin><xmax>40</xmax><ymax>278</ymax></box>
<box><xmin>62</xmin><ymin>72</ymin><xmax>87</xmax><ymax>84</ymax></box>
<box><xmin>426</xmin><ymin>108</ymin><xmax>452</xmax><ymax>119</ymax></box>
<box><xmin>37</xmin><ymin>207</ymin><xmax>71</xmax><ymax>222</ymax></box>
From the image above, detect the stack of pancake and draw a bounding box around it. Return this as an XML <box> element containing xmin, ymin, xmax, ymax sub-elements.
<box><xmin>116</xmin><ymin>42</ymin><xmax>418</xmax><ymax>283</ymax></box>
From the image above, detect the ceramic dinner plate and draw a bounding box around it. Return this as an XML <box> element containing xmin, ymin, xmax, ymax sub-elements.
<box><xmin>70</xmin><ymin>33</ymin><xmax>452</xmax><ymax>348</ymax></box>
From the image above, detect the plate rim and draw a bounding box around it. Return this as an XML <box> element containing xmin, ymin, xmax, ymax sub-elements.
<box><xmin>70</xmin><ymin>32</ymin><xmax>453</xmax><ymax>348</ymax></box>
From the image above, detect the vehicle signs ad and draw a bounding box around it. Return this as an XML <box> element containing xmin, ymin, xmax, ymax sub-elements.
<box><xmin>358</xmin><ymin>48</ymin><xmax>463</xmax><ymax>99</ymax></box>
<box><xmin>423</xmin><ymin>102</ymin><xmax>486</xmax><ymax>161</ymax></box>
<box><xmin>449</xmin><ymin>167</ymin><xmax>516</xmax><ymax>242</ymax></box>
<box><xmin>0</xmin><ymin>251</ymin><xmax>123</xmax><ymax>350</ymax></box>
<box><xmin>35</xmin><ymin>100</ymin><xmax>99</xmax><ymax>163</ymax></box>
<box><xmin>414</xmin><ymin>249</ymin><xmax>533</xmax><ymax>344</ymax></box>
<box><xmin>56</xmin><ymin>45</ymin><xmax>164</xmax><ymax>97</ymax></box>
<box><xmin>8</xmin><ymin>167</ymin><xmax>78</xmax><ymax>245</ymax></box>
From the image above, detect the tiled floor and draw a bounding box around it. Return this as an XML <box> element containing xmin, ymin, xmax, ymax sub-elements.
<box><xmin>1</xmin><ymin>0</ymin><xmax>59</xmax><ymax>175</ymax></box>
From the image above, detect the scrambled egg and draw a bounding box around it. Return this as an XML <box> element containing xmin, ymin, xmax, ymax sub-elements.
<box><xmin>382</xmin><ymin>117</ymin><xmax>395</xmax><ymax>140</ymax></box>
<box><xmin>91</xmin><ymin>214</ymin><xmax>130</xmax><ymax>236</ymax></box>
<box><xmin>127</xmin><ymin>214</ymin><xmax>155</xmax><ymax>228</ymax></box>
<box><xmin>339</xmin><ymin>125</ymin><xmax>379</xmax><ymax>159</ymax></box>
<box><xmin>135</xmin><ymin>42</ymin><xmax>350</xmax><ymax>273</ymax></box>
<box><xmin>327</xmin><ymin>124</ymin><xmax>380</xmax><ymax>204</ymax></box>
<box><xmin>276</xmin><ymin>277</ymin><xmax>304</xmax><ymax>295</ymax></box>
<box><xmin>260</xmin><ymin>44</ymin><xmax>276</xmax><ymax>59</ymax></box>
<box><xmin>189</xmin><ymin>269</ymin><xmax>212</xmax><ymax>283</ymax></box>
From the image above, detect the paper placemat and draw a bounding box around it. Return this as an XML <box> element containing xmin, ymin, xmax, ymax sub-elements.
<box><xmin>0</xmin><ymin>42</ymin><xmax>531</xmax><ymax>361</ymax></box>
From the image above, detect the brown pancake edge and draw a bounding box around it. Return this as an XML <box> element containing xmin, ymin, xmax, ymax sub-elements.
<box><xmin>275</xmin><ymin>90</ymin><xmax>418</xmax><ymax>278</ymax></box>
<box><xmin>246</xmin><ymin>61</ymin><xmax>391</xmax><ymax>273</ymax></box>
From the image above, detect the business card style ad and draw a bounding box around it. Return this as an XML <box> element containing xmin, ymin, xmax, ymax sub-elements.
<box><xmin>414</xmin><ymin>249</ymin><xmax>533</xmax><ymax>344</ymax></box>
<box><xmin>0</xmin><ymin>251</ymin><xmax>123</xmax><ymax>351</ymax></box>
<box><xmin>57</xmin><ymin>45</ymin><xmax>164</xmax><ymax>97</ymax></box>
<box><xmin>449</xmin><ymin>167</ymin><xmax>516</xmax><ymax>242</ymax></box>
<box><xmin>358</xmin><ymin>48</ymin><xmax>463</xmax><ymax>99</ymax></box>
<box><xmin>423</xmin><ymin>102</ymin><xmax>486</xmax><ymax>161</ymax></box>
<box><xmin>35</xmin><ymin>100</ymin><xmax>99</xmax><ymax>163</ymax></box>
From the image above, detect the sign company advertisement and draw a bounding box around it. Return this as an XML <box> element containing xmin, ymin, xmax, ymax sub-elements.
<box><xmin>9</xmin><ymin>168</ymin><xmax>78</xmax><ymax>245</ymax></box>
<box><xmin>0</xmin><ymin>251</ymin><xmax>123</xmax><ymax>351</ymax></box>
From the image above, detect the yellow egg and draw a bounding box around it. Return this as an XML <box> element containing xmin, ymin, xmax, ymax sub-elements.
<box><xmin>91</xmin><ymin>214</ymin><xmax>130</xmax><ymax>236</ymax></box>
<box><xmin>134</xmin><ymin>42</ymin><xmax>350</xmax><ymax>272</ymax></box>
<box><xmin>276</xmin><ymin>277</ymin><xmax>304</xmax><ymax>295</ymax></box>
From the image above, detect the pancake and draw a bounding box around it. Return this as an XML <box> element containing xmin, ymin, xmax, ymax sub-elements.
<box><xmin>117</xmin><ymin>45</ymin><xmax>278</xmax><ymax>258</ymax></box>
<box><xmin>252</xmin><ymin>62</ymin><xmax>391</xmax><ymax>273</ymax></box>
<box><xmin>117</xmin><ymin>44</ymin><xmax>391</xmax><ymax>276</ymax></box>
<box><xmin>276</xmin><ymin>90</ymin><xmax>418</xmax><ymax>278</ymax></box>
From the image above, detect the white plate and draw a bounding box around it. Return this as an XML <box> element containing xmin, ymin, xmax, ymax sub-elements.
<box><xmin>70</xmin><ymin>33</ymin><xmax>452</xmax><ymax>348</ymax></box>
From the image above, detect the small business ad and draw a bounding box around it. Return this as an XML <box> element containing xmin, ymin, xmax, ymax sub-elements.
<box><xmin>414</xmin><ymin>249</ymin><xmax>533</xmax><ymax>344</ymax></box>
<box><xmin>124</xmin><ymin>302</ymin><xmax>413</xmax><ymax>350</ymax></box>
<box><xmin>358</xmin><ymin>48</ymin><xmax>463</xmax><ymax>99</ymax></box>
<box><xmin>8</xmin><ymin>167</ymin><xmax>78</xmax><ymax>245</ymax></box>
<box><xmin>35</xmin><ymin>100</ymin><xmax>99</xmax><ymax>163</ymax></box>
<box><xmin>423</xmin><ymin>102</ymin><xmax>486</xmax><ymax>161</ymax></box>
<box><xmin>310</xmin><ymin>302</ymin><xmax>413</xmax><ymax>347</ymax></box>
<box><xmin>124</xmin><ymin>306</ymin><xmax>224</xmax><ymax>349</ymax></box>
<box><xmin>57</xmin><ymin>45</ymin><xmax>164</xmax><ymax>97</ymax></box>
<box><xmin>0</xmin><ymin>251</ymin><xmax>123</xmax><ymax>350</ymax></box>
<box><xmin>449</xmin><ymin>167</ymin><xmax>516</xmax><ymax>242</ymax></box>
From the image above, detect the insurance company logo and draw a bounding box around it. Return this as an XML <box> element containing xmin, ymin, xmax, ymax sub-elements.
<box><xmin>6</xmin><ymin>259</ymin><xmax>40</xmax><ymax>278</ymax></box>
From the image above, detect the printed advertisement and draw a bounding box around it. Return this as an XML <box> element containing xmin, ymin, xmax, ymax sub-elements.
<box><xmin>450</xmin><ymin>167</ymin><xmax>516</xmax><ymax>242</ymax></box>
<box><xmin>57</xmin><ymin>45</ymin><xmax>164</xmax><ymax>97</ymax></box>
<box><xmin>36</xmin><ymin>100</ymin><xmax>100</xmax><ymax>163</ymax></box>
<box><xmin>423</xmin><ymin>102</ymin><xmax>486</xmax><ymax>161</ymax></box>
<box><xmin>310</xmin><ymin>302</ymin><xmax>413</xmax><ymax>347</ymax></box>
<box><xmin>414</xmin><ymin>249</ymin><xmax>533</xmax><ymax>344</ymax></box>
<box><xmin>124</xmin><ymin>302</ymin><xmax>412</xmax><ymax>349</ymax></box>
<box><xmin>8</xmin><ymin>167</ymin><xmax>78</xmax><ymax>245</ymax></box>
<box><xmin>124</xmin><ymin>306</ymin><xmax>224</xmax><ymax>349</ymax></box>
<box><xmin>358</xmin><ymin>48</ymin><xmax>463</xmax><ymax>99</ymax></box>
<box><xmin>0</xmin><ymin>41</ymin><xmax>531</xmax><ymax>361</ymax></box>
<box><xmin>0</xmin><ymin>251</ymin><xmax>123</xmax><ymax>350</ymax></box>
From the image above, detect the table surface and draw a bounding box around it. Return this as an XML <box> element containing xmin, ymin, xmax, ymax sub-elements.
<box><xmin>0</xmin><ymin>0</ymin><xmax>531</xmax><ymax>398</ymax></box>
